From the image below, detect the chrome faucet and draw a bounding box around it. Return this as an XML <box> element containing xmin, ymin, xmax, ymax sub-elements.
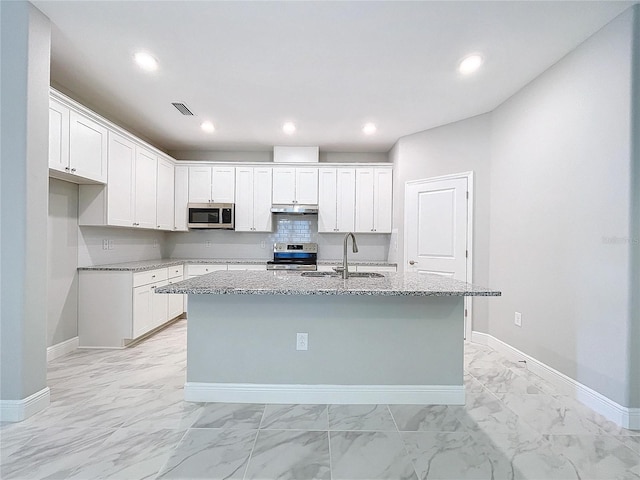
<box><xmin>342</xmin><ymin>232</ymin><xmax>359</xmax><ymax>279</ymax></box>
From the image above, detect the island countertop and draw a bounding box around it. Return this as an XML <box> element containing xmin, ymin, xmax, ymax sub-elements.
<box><xmin>155</xmin><ymin>270</ymin><xmax>500</xmax><ymax>297</ymax></box>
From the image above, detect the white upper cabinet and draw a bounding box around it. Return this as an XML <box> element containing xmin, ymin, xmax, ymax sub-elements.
<box><xmin>355</xmin><ymin>167</ymin><xmax>393</xmax><ymax>233</ymax></box>
<box><xmin>156</xmin><ymin>157</ymin><xmax>175</xmax><ymax>231</ymax></box>
<box><xmin>272</xmin><ymin>167</ymin><xmax>318</xmax><ymax>204</ymax></box>
<box><xmin>49</xmin><ymin>99</ymin><xmax>70</xmax><ymax>173</ymax></box>
<box><xmin>105</xmin><ymin>132</ymin><xmax>136</xmax><ymax>227</ymax></box>
<box><xmin>318</xmin><ymin>167</ymin><xmax>356</xmax><ymax>233</ymax></box>
<box><xmin>188</xmin><ymin>166</ymin><xmax>235</xmax><ymax>203</ymax></box>
<box><xmin>49</xmin><ymin>98</ymin><xmax>107</xmax><ymax>184</ymax></box>
<box><xmin>235</xmin><ymin>167</ymin><xmax>273</xmax><ymax>232</ymax></box>
<box><xmin>188</xmin><ymin>167</ymin><xmax>212</xmax><ymax>203</ymax></box>
<box><xmin>174</xmin><ymin>166</ymin><xmax>189</xmax><ymax>231</ymax></box>
<box><xmin>79</xmin><ymin>134</ymin><xmax>160</xmax><ymax>230</ymax></box>
<box><xmin>212</xmin><ymin>167</ymin><xmax>235</xmax><ymax>203</ymax></box>
<box><xmin>134</xmin><ymin>147</ymin><xmax>158</xmax><ymax>229</ymax></box>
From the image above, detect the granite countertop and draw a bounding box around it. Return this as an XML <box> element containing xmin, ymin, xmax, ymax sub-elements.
<box><xmin>78</xmin><ymin>258</ymin><xmax>397</xmax><ymax>272</ymax></box>
<box><xmin>155</xmin><ymin>270</ymin><xmax>500</xmax><ymax>297</ymax></box>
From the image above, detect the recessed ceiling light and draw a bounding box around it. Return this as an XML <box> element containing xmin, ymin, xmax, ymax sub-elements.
<box><xmin>201</xmin><ymin>121</ymin><xmax>215</xmax><ymax>133</ymax></box>
<box><xmin>282</xmin><ymin>122</ymin><xmax>296</xmax><ymax>135</ymax></box>
<box><xmin>363</xmin><ymin>123</ymin><xmax>377</xmax><ymax>135</ymax></box>
<box><xmin>458</xmin><ymin>54</ymin><xmax>483</xmax><ymax>75</ymax></box>
<box><xmin>134</xmin><ymin>51</ymin><xmax>158</xmax><ymax>72</ymax></box>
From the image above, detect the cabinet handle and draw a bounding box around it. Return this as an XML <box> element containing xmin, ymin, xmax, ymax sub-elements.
<box><xmin>151</xmin><ymin>275</ymin><xmax>156</xmax><ymax>278</ymax></box>
<box><xmin>71</xmin><ymin>168</ymin><xmax>76</xmax><ymax>173</ymax></box>
<box><xmin>409</xmin><ymin>260</ymin><xmax>416</xmax><ymax>265</ymax></box>
<box><xmin>157</xmin><ymin>225</ymin><xmax>161</xmax><ymax>228</ymax></box>
<box><xmin>64</xmin><ymin>167</ymin><xmax>70</xmax><ymax>171</ymax></box>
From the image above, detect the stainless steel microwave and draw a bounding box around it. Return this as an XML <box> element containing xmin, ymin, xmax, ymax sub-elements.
<box><xmin>187</xmin><ymin>203</ymin><xmax>234</xmax><ymax>229</ymax></box>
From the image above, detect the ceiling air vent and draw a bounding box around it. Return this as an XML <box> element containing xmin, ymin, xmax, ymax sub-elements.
<box><xmin>171</xmin><ymin>102</ymin><xmax>194</xmax><ymax>116</ymax></box>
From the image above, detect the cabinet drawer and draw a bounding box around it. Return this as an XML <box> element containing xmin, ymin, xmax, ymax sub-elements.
<box><xmin>187</xmin><ymin>264</ymin><xmax>227</xmax><ymax>276</ymax></box>
<box><xmin>355</xmin><ymin>265</ymin><xmax>396</xmax><ymax>273</ymax></box>
<box><xmin>168</xmin><ymin>264</ymin><xmax>184</xmax><ymax>279</ymax></box>
<box><xmin>133</xmin><ymin>268</ymin><xmax>168</xmax><ymax>287</ymax></box>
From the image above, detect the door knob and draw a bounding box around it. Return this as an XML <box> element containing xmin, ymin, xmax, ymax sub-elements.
<box><xmin>409</xmin><ymin>260</ymin><xmax>416</xmax><ymax>265</ymax></box>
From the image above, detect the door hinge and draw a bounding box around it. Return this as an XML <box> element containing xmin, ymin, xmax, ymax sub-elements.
<box><xmin>466</xmin><ymin>191</ymin><xmax>469</xmax><ymax>199</ymax></box>
<box><xmin>465</xmin><ymin>309</ymin><xmax>468</xmax><ymax>317</ymax></box>
<box><xmin>465</xmin><ymin>250</ymin><xmax>468</xmax><ymax>258</ymax></box>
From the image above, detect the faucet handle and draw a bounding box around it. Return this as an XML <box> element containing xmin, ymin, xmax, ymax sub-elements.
<box><xmin>333</xmin><ymin>266</ymin><xmax>345</xmax><ymax>273</ymax></box>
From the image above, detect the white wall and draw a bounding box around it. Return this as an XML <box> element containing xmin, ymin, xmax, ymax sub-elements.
<box><xmin>0</xmin><ymin>1</ymin><xmax>50</xmax><ymax>405</ymax></box>
<box><xmin>47</xmin><ymin>179</ymin><xmax>78</xmax><ymax>347</ymax></box>
<box><xmin>170</xmin><ymin>150</ymin><xmax>389</xmax><ymax>164</ymax></box>
<box><xmin>77</xmin><ymin>227</ymin><xmax>167</xmax><ymax>267</ymax></box>
<box><xmin>166</xmin><ymin>214</ymin><xmax>390</xmax><ymax>262</ymax></box>
<box><xmin>629</xmin><ymin>4</ymin><xmax>640</xmax><ymax>410</ymax></box>
<box><xmin>390</xmin><ymin>114</ymin><xmax>492</xmax><ymax>332</ymax></box>
<box><xmin>489</xmin><ymin>9</ymin><xmax>635</xmax><ymax>407</ymax></box>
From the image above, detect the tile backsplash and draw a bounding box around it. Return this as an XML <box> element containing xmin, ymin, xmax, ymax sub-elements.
<box><xmin>164</xmin><ymin>214</ymin><xmax>391</xmax><ymax>261</ymax></box>
<box><xmin>270</xmin><ymin>215</ymin><xmax>316</xmax><ymax>244</ymax></box>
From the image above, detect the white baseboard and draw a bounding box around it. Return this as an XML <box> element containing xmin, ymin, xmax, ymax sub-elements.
<box><xmin>184</xmin><ymin>383</ymin><xmax>465</xmax><ymax>405</ymax></box>
<box><xmin>0</xmin><ymin>387</ymin><xmax>50</xmax><ymax>422</ymax></box>
<box><xmin>471</xmin><ymin>331</ymin><xmax>639</xmax><ymax>430</ymax></box>
<box><xmin>47</xmin><ymin>336</ymin><xmax>79</xmax><ymax>362</ymax></box>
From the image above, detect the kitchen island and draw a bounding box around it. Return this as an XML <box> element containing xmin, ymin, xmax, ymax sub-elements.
<box><xmin>157</xmin><ymin>271</ymin><xmax>500</xmax><ymax>405</ymax></box>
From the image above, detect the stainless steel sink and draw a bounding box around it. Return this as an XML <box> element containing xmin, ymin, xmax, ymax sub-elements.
<box><xmin>301</xmin><ymin>271</ymin><xmax>384</xmax><ymax>278</ymax></box>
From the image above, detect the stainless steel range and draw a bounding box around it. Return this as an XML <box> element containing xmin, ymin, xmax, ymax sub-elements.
<box><xmin>266</xmin><ymin>242</ymin><xmax>318</xmax><ymax>271</ymax></box>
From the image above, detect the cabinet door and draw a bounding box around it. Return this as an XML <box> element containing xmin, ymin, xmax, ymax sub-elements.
<box><xmin>355</xmin><ymin>168</ymin><xmax>375</xmax><ymax>233</ymax></box>
<box><xmin>187</xmin><ymin>264</ymin><xmax>227</xmax><ymax>276</ymax></box>
<box><xmin>107</xmin><ymin>132</ymin><xmax>136</xmax><ymax>227</ymax></box>
<box><xmin>318</xmin><ymin>168</ymin><xmax>337</xmax><ymax>232</ymax></box>
<box><xmin>156</xmin><ymin>158</ymin><xmax>175</xmax><ymax>230</ymax></box>
<box><xmin>49</xmin><ymin>99</ymin><xmax>70</xmax><ymax>173</ymax></box>
<box><xmin>234</xmin><ymin>167</ymin><xmax>254</xmax><ymax>232</ymax></box>
<box><xmin>227</xmin><ymin>264</ymin><xmax>267</xmax><ymax>271</ymax></box>
<box><xmin>167</xmin><ymin>278</ymin><xmax>185</xmax><ymax>319</ymax></box>
<box><xmin>134</xmin><ymin>147</ymin><xmax>158</xmax><ymax>229</ymax></box>
<box><xmin>188</xmin><ymin>167</ymin><xmax>212</xmax><ymax>203</ymax></box>
<box><xmin>272</xmin><ymin>167</ymin><xmax>296</xmax><ymax>204</ymax></box>
<box><xmin>296</xmin><ymin>168</ymin><xmax>318</xmax><ymax>204</ymax></box>
<box><xmin>69</xmin><ymin>111</ymin><xmax>107</xmax><ymax>183</ymax></box>
<box><xmin>336</xmin><ymin>168</ymin><xmax>356</xmax><ymax>232</ymax></box>
<box><xmin>132</xmin><ymin>284</ymin><xmax>153</xmax><ymax>338</ymax></box>
<box><xmin>373</xmin><ymin>168</ymin><xmax>393</xmax><ymax>233</ymax></box>
<box><xmin>151</xmin><ymin>280</ymin><xmax>169</xmax><ymax>328</ymax></box>
<box><xmin>174</xmin><ymin>166</ymin><xmax>189</xmax><ymax>231</ymax></box>
<box><xmin>211</xmin><ymin>167</ymin><xmax>235</xmax><ymax>203</ymax></box>
<box><xmin>253</xmin><ymin>167</ymin><xmax>273</xmax><ymax>232</ymax></box>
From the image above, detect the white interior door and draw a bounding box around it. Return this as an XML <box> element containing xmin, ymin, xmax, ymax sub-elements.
<box><xmin>405</xmin><ymin>174</ymin><xmax>472</xmax><ymax>337</ymax></box>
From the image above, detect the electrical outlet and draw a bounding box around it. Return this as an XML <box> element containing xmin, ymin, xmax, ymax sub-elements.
<box><xmin>515</xmin><ymin>312</ymin><xmax>522</xmax><ymax>327</ymax></box>
<box><xmin>102</xmin><ymin>239</ymin><xmax>108</xmax><ymax>250</ymax></box>
<box><xmin>108</xmin><ymin>240</ymin><xmax>114</xmax><ymax>250</ymax></box>
<box><xmin>205</xmin><ymin>240</ymin><xmax>212</xmax><ymax>248</ymax></box>
<box><xmin>261</xmin><ymin>240</ymin><xmax>266</xmax><ymax>249</ymax></box>
<box><xmin>296</xmin><ymin>332</ymin><xmax>308</xmax><ymax>351</ymax></box>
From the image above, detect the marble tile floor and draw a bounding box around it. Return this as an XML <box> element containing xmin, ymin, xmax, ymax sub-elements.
<box><xmin>1</xmin><ymin>319</ymin><xmax>638</xmax><ymax>479</ymax></box>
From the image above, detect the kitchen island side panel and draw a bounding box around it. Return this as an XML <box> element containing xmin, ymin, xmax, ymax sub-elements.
<box><xmin>186</xmin><ymin>294</ymin><xmax>463</xmax><ymax>387</ymax></box>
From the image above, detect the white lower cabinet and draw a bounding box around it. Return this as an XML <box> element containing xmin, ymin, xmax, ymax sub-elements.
<box><xmin>132</xmin><ymin>283</ymin><xmax>153</xmax><ymax>339</ymax></box>
<box><xmin>227</xmin><ymin>264</ymin><xmax>267</xmax><ymax>271</ymax></box>
<box><xmin>167</xmin><ymin>265</ymin><xmax>185</xmax><ymax>319</ymax></box>
<box><xmin>186</xmin><ymin>264</ymin><xmax>227</xmax><ymax>279</ymax></box>
<box><xmin>79</xmin><ymin>266</ymin><xmax>185</xmax><ymax>348</ymax></box>
<box><xmin>354</xmin><ymin>265</ymin><xmax>397</xmax><ymax>273</ymax></box>
<box><xmin>316</xmin><ymin>264</ymin><xmax>396</xmax><ymax>273</ymax></box>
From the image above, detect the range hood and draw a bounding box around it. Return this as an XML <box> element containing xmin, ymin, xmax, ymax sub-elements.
<box><xmin>271</xmin><ymin>204</ymin><xmax>318</xmax><ymax>215</ymax></box>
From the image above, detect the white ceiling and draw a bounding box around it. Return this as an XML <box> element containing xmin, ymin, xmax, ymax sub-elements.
<box><xmin>32</xmin><ymin>0</ymin><xmax>633</xmax><ymax>154</ymax></box>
